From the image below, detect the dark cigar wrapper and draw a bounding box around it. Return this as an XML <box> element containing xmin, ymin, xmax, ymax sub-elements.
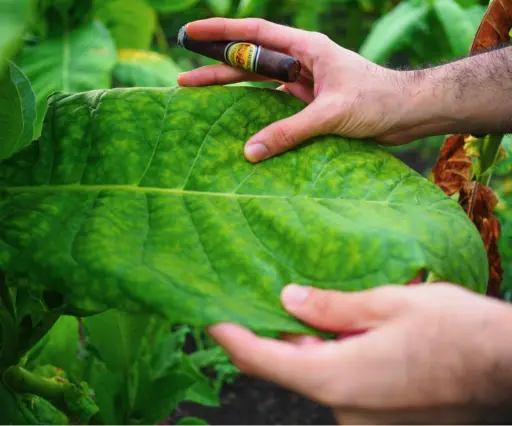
<box><xmin>177</xmin><ymin>26</ymin><xmax>301</xmax><ymax>83</ymax></box>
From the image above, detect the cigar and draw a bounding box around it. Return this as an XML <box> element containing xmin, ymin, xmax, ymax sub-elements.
<box><xmin>177</xmin><ymin>26</ymin><xmax>302</xmax><ymax>83</ymax></box>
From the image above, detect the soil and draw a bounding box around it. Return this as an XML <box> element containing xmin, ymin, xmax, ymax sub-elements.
<box><xmin>171</xmin><ymin>375</ymin><xmax>335</xmax><ymax>425</ymax></box>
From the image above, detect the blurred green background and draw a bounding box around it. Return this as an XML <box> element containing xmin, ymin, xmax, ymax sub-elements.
<box><xmin>4</xmin><ymin>0</ymin><xmax>511</xmax><ymax>296</ymax></box>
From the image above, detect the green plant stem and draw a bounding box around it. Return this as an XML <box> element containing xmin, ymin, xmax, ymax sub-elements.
<box><xmin>3</xmin><ymin>365</ymin><xmax>72</xmax><ymax>400</ymax></box>
<box><xmin>3</xmin><ymin>365</ymin><xmax>103</xmax><ymax>426</ymax></box>
<box><xmin>478</xmin><ymin>134</ymin><xmax>504</xmax><ymax>186</ymax></box>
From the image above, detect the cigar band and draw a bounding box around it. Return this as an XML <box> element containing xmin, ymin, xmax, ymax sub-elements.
<box><xmin>224</xmin><ymin>42</ymin><xmax>261</xmax><ymax>73</ymax></box>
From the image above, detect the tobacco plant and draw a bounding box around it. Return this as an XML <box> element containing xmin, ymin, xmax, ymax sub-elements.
<box><xmin>0</xmin><ymin>0</ymin><xmax>508</xmax><ymax>424</ymax></box>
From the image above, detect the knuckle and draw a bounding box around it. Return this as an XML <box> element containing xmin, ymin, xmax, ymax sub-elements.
<box><xmin>271</xmin><ymin>122</ymin><xmax>296</xmax><ymax>150</ymax></box>
<box><xmin>230</xmin><ymin>353</ymin><xmax>256</xmax><ymax>375</ymax></box>
<box><xmin>307</xmin><ymin>289</ymin><xmax>335</xmax><ymax>316</ymax></box>
<box><xmin>245</xmin><ymin>18</ymin><xmax>266</xmax><ymax>36</ymax></box>
<box><xmin>312</xmin><ymin>31</ymin><xmax>331</xmax><ymax>43</ymax></box>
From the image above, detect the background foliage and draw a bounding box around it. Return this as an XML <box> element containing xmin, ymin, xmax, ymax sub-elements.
<box><xmin>1</xmin><ymin>0</ymin><xmax>511</xmax><ymax>424</ymax></box>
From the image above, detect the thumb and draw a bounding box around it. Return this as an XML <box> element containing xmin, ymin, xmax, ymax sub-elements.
<box><xmin>244</xmin><ymin>103</ymin><xmax>326</xmax><ymax>163</ymax></box>
<box><xmin>281</xmin><ymin>284</ymin><xmax>408</xmax><ymax>333</ymax></box>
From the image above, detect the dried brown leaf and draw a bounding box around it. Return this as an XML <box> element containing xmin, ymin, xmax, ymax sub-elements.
<box><xmin>458</xmin><ymin>182</ymin><xmax>503</xmax><ymax>297</ymax></box>
<box><xmin>470</xmin><ymin>0</ymin><xmax>512</xmax><ymax>54</ymax></box>
<box><xmin>432</xmin><ymin>134</ymin><xmax>472</xmax><ymax>196</ymax></box>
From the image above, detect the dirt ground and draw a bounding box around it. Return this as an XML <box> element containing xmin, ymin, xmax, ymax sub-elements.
<box><xmin>172</xmin><ymin>375</ymin><xmax>335</xmax><ymax>425</ymax></box>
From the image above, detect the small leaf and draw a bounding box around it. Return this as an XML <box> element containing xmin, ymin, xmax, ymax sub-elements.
<box><xmin>25</xmin><ymin>316</ymin><xmax>80</xmax><ymax>374</ymax></box>
<box><xmin>178</xmin><ymin>417</ymin><xmax>209</xmax><ymax>425</ymax></box>
<box><xmin>18</xmin><ymin>21</ymin><xmax>116</xmax><ymax>135</ymax></box>
<box><xmin>83</xmin><ymin>310</ymin><xmax>151</xmax><ymax>376</ymax></box>
<box><xmin>114</xmin><ymin>49</ymin><xmax>182</xmax><ymax>87</ymax></box>
<box><xmin>433</xmin><ymin>0</ymin><xmax>477</xmax><ymax>57</ymax></box>
<box><xmin>0</xmin><ymin>61</ymin><xmax>36</xmax><ymax>160</ymax></box>
<box><xmin>0</xmin><ymin>87</ymin><xmax>488</xmax><ymax>333</ymax></box>
<box><xmin>81</xmin><ymin>363</ymin><xmax>124</xmax><ymax>425</ymax></box>
<box><xmin>17</xmin><ymin>394</ymin><xmax>69</xmax><ymax>425</ymax></box>
<box><xmin>130</xmin><ymin>366</ymin><xmax>195</xmax><ymax>425</ymax></box>
<box><xmin>0</xmin><ymin>0</ymin><xmax>34</xmax><ymax>76</ymax></box>
<box><xmin>94</xmin><ymin>0</ymin><xmax>156</xmax><ymax>50</ymax></box>
<box><xmin>360</xmin><ymin>2</ymin><xmax>430</xmax><ymax>63</ymax></box>
<box><xmin>206</xmin><ymin>0</ymin><xmax>232</xmax><ymax>16</ymax></box>
<box><xmin>183</xmin><ymin>355</ymin><xmax>220</xmax><ymax>407</ymax></box>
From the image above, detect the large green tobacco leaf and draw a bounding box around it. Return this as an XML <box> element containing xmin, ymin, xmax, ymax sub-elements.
<box><xmin>94</xmin><ymin>0</ymin><xmax>156</xmax><ymax>50</ymax></box>
<box><xmin>18</xmin><ymin>21</ymin><xmax>116</xmax><ymax>135</ymax></box>
<box><xmin>360</xmin><ymin>1</ymin><xmax>430</xmax><ymax>64</ymax></box>
<box><xmin>0</xmin><ymin>0</ymin><xmax>34</xmax><ymax>76</ymax></box>
<box><xmin>0</xmin><ymin>61</ymin><xmax>37</xmax><ymax>160</ymax></box>
<box><xmin>114</xmin><ymin>49</ymin><xmax>182</xmax><ymax>87</ymax></box>
<box><xmin>0</xmin><ymin>86</ymin><xmax>488</xmax><ymax>333</ymax></box>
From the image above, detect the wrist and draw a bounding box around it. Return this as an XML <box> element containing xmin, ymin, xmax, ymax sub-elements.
<box><xmin>383</xmin><ymin>68</ymin><xmax>462</xmax><ymax>143</ymax></box>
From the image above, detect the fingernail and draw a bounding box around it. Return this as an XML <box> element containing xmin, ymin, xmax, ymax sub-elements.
<box><xmin>245</xmin><ymin>143</ymin><xmax>270</xmax><ymax>162</ymax></box>
<box><xmin>282</xmin><ymin>284</ymin><xmax>311</xmax><ymax>308</ymax></box>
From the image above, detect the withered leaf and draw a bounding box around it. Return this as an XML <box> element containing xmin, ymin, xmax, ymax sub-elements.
<box><xmin>470</xmin><ymin>0</ymin><xmax>512</xmax><ymax>54</ymax></box>
<box><xmin>459</xmin><ymin>182</ymin><xmax>503</xmax><ymax>297</ymax></box>
<box><xmin>432</xmin><ymin>134</ymin><xmax>472</xmax><ymax>196</ymax></box>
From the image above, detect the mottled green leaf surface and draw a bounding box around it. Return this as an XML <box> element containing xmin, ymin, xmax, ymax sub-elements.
<box><xmin>0</xmin><ymin>61</ymin><xmax>37</xmax><ymax>160</ymax></box>
<box><xmin>0</xmin><ymin>86</ymin><xmax>487</xmax><ymax>333</ymax></box>
<box><xmin>18</xmin><ymin>21</ymin><xmax>116</xmax><ymax>135</ymax></box>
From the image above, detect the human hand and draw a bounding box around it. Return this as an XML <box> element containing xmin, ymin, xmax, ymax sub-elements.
<box><xmin>209</xmin><ymin>284</ymin><xmax>512</xmax><ymax>424</ymax></box>
<box><xmin>178</xmin><ymin>18</ymin><xmax>421</xmax><ymax>163</ymax></box>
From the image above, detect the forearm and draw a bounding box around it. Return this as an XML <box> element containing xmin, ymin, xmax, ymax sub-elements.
<box><xmin>397</xmin><ymin>46</ymin><xmax>512</xmax><ymax>140</ymax></box>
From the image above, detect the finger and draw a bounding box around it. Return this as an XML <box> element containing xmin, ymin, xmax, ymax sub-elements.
<box><xmin>244</xmin><ymin>102</ymin><xmax>326</xmax><ymax>162</ymax></box>
<box><xmin>275</xmin><ymin>82</ymin><xmax>314</xmax><ymax>104</ymax></box>
<box><xmin>178</xmin><ymin>64</ymin><xmax>268</xmax><ymax>87</ymax></box>
<box><xmin>283</xmin><ymin>77</ymin><xmax>315</xmax><ymax>103</ymax></box>
<box><xmin>280</xmin><ymin>284</ymin><xmax>408</xmax><ymax>332</ymax></box>
<box><xmin>276</xmin><ymin>84</ymin><xmax>289</xmax><ymax>93</ymax></box>
<box><xmin>186</xmin><ymin>18</ymin><xmax>312</xmax><ymax>58</ymax></box>
<box><xmin>208</xmin><ymin>323</ymin><xmax>342</xmax><ymax>400</ymax></box>
<box><xmin>280</xmin><ymin>332</ymin><xmax>324</xmax><ymax>346</ymax></box>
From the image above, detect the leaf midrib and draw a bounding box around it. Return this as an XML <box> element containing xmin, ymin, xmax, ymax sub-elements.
<box><xmin>1</xmin><ymin>183</ymin><xmax>449</xmax><ymax>208</ymax></box>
